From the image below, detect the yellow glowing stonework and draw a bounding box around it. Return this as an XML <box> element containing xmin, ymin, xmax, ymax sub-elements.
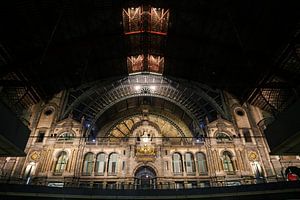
<box><xmin>30</xmin><ymin>151</ymin><xmax>41</xmax><ymax>161</ymax></box>
<box><xmin>248</xmin><ymin>152</ymin><xmax>258</xmax><ymax>161</ymax></box>
<box><xmin>136</xmin><ymin>145</ymin><xmax>155</xmax><ymax>156</ymax></box>
<box><xmin>1</xmin><ymin>90</ymin><xmax>299</xmax><ymax>188</ymax></box>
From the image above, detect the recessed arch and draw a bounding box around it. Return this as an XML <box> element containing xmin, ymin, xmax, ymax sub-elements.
<box><xmin>102</xmin><ymin>111</ymin><xmax>193</xmax><ymax>141</ymax></box>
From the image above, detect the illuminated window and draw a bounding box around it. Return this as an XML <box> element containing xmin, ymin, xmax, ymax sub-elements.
<box><xmin>54</xmin><ymin>151</ymin><xmax>68</xmax><ymax>174</ymax></box>
<box><xmin>127</xmin><ymin>55</ymin><xmax>144</xmax><ymax>73</ymax></box>
<box><xmin>196</xmin><ymin>152</ymin><xmax>208</xmax><ymax>174</ymax></box>
<box><xmin>108</xmin><ymin>153</ymin><xmax>118</xmax><ymax>175</ymax></box>
<box><xmin>172</xmin><ymin>153</ymin><xmax>183</xmax><ymax>175</ymax></box>
<box><xmin>95</xmin><ymin>153</ymin><xmax>106</xmax><ymax>175</ymax></box>
<box><xmin>149</xmin><ymin>7</ymin><xmax>169</xmax><ymax>34</ymax></box>
<box><xmin>122</xmin><ymin>7</ymin><xmax>143</xmax><ymax>34</ymax></box>
<box><xmin>24</xmin><ymin>162</ymin><xmax>36</xmax><ymax>181</ymax></box>
<box><xmin>57</xmin><ymin>132</ymin><xmax>74</xmax><ymax>141</ymax></box>
<box><xmin>123</xmin><ymin>6</ymin><xmax>168</xmax><ymax>75</ymax></box>
<box><xmin>122</xmin><ymin>6</ymin><xmax>169</xmax><ymax>35</ymax></box>
<box><xmin>223</xmin><ymin>151</ymin><xmax>235</xmax><ymax>173</ymax></box>
<box><xmin>127</xmin><ymin>54</ymin><xmax>164</xmax><ymax>74</ymax></box>
<box><xmin>148</xmin><ymin>55</ymin><xmax>164</xmax><ymax>73</ymax></box>
<box><xmin>82</xmin><ymin>153</ymin><xmax>94</xmax><ymax>175</ymax></box>
<box><xmin>216</xmin><ymin>132</ymin><xmax>232</xmax><ymax>142</ymax></box>
<box><xmin>185</xmin><ymin>153</ymin><xmax>195</xmax><ymax>175</ymax></box>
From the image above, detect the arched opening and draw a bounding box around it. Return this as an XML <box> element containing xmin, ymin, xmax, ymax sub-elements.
<box><xmin>134</xmin><ymin>166</ymin><xmax>157</xmax><ymax>189</ymax></box>
<box><xmin>222</xmin><ymin>151</ymin><xmax>235</xmax><ymax>174</ymax></box>
<box><xmin>54</xmin><ymin>151</ymin><xmax>68</xmax><ymax>175</ymax></box>
<box><xmin>24</xmin><ymin>162</ymin><xmax>36</xmax><ymax>184</ymax></box>
<box><xmin>196</xmin><ymin>152</ymin><xmax>208</xmax><ymax>175</ymax></box>
<box><xmin>251</xmin><ymin>161</ymin><xmax>264</xmax><ymax>183</ymax></box>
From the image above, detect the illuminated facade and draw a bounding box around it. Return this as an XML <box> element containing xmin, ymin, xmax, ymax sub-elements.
<box><xmin>0</xmin><ymin>4</ymin><xmax>299</xmax><ymax>194</ymax></box>
<box><xmin>1</xmin><ymin>74</ymin><xmax>299</xmax><ymax>189</ymax></box>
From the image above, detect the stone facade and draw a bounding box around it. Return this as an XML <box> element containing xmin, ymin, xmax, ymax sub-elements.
<box><xmin>0</xmin><ymin>91</ymin><xmax>299</xmax><ymax>189</ymax></box>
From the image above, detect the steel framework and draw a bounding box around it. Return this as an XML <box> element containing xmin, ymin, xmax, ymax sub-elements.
<box><xmin>62</xmin><ymin>74</ymin><xmax>227</xmax><ymax>136</ymax></box>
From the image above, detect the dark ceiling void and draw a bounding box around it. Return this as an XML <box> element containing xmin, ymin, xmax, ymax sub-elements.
<box><xmin>1</xmin><ymin>0</ymin><xmax>298</xmax><ymax>102</ymax></box>
<box><xmin>0</xmin><ymin>0</ymin><xmax>299</xmax><ymax>156</ymax></box>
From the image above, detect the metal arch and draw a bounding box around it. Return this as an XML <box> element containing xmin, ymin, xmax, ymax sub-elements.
<box><xmin>64</xmin><ymin>74</ymin><xmax>227</xmax><ymax>135</ymax></box>
<box><xmin>166</xmin><ymin>76</ymin><xmax>227</xmax><ymax>119</ymax></box>
<box><xmin>62</xmin><ymin>76</ymin><xmax>127</xmax><ymax>119</ymax></box>
<box><xmin>64</xmin><ymin>74</ymin><xmax>222</xmax><ymax>120</ymax></box>
<box><xmin>87</xmin><ymin>93</ymin><xmax>203</xmax><ymax>136</ymax></box>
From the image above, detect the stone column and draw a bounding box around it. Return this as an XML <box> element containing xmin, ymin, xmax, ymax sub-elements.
<box><xmin>236</xmin><ymin>150</ymin><xmax>244</xmax><ymax>171</ymax></box>
<box><xmin>213</xmin><ymin>150</ymin><xmax>221</xmax><ymax>171</ymax></box>
<box><xmin>70</xmin><ymin>149</ymin><xmax>78</xmax><ymax>172</ymax></box>
<box><xmin>206</xmin><ymin>145</ymin><xmax>214</xmax><ymax>175</ymax></box>
<box><xmin>46</xmin><ymin>149</ymin><xmax>54</xmax><ymax>172</ymax></box>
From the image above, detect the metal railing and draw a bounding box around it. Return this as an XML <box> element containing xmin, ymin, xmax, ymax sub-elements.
<box><xmin>0</xmin><ymin>175</ymin><xmax>288</xmax><ymax>190</ymax></box>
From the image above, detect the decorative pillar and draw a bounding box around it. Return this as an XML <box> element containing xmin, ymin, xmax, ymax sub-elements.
<box><xmin>41</xmin><ymin>150</ymin><xmax>49</xmax><ymax>172</ymax></box>
<box><xmin>206</xmin><ymin>145</ymin><xmax>214</xmax><ymax>175</ymax></box>
<box><xmin>236</xmin><ymin>150</ymin><xmax>244</xmax><ymax>171</ymax></box>
<box><xmin>70</xmin><ymin>149</ymin><xmax>78</xmax><ymax>172</ymax></box>
<box><xmin>213</xmin><ymin>150</ymin><xmax>220</xmax><ymax>171</ymax></box>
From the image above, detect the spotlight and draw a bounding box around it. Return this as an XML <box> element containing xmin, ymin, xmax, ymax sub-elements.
<box><xmin>134</xmin><ymin>85</ymin><xmax>141</xmax><ymax>91</ymax></box>
<box><xmin>150</xmin><ymin>85</ymin><xmax>156</xmax><ymax>91</ymax></box>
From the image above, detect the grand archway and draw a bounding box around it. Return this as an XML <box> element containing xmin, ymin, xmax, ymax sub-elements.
<box><xmin>62</xmin><ymin>74</ymin><xmax>228</xmax><ymax>136</ymax></box>
<box><xmin>134</xmin><ymin>166</ymin><xmax>157</xmax><ymax>189</ymax></box>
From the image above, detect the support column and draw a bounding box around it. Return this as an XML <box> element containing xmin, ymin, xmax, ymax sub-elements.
<box><xmin>46</xmin><ymin>149</ymin><xmax>54</xmax><ymax>172</ymax></box>
<box><xmin>236</xmin><ymin>150</ymin><xmax>244</xmax><ymax>171</ymax></box>
<box><xmin>42</xmin><ymin>150</ymin><xmax>49</xmax><ymax>172</ymax></box>
<box><xmin>205</xmin><ymin>149</ymin><xmax>212</xmax><ymax>174</ymax></box>
<box><xmin>70</xmin><ymin>149</ymin><xmax>78</xmax><ymax>172</ymax></box>
<box><xmin>213</xmin><ymin>150</ymin><xmax>221</xmax><ymax>171</ymax></box>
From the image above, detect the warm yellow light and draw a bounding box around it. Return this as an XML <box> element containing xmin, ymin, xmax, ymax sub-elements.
<box><xmin>134</xmin><ymin>85</ymin><xmax>141</xmax><ymax>91</ymax></box>
<box><xmin>150</xmin><ymin>85</ymin><xmax>156</xmax><ymax>91</ymax></box>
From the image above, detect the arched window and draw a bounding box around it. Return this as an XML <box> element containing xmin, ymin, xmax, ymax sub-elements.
<box><xmin>82</xmin><ymin>153</ymin><xmax>94</xmax><ymax>175</ymax></box>
<box><xmin>216</xmin><ymin>132</ymin><xmax>232</xmax><ymax>142</ymax></box>
<box><xmin>196</xmin><ymin>152</ymin><xmax>208</xmax><ymax>174</ymax></box>
<box><xmin>54</xmin><ymin>151</ymin><xmax>68</xmax><ymax>174</ymax></box>
<box><xmin>172</xmin><ymin>153</ymin><xmax>183</xmax><ymax>175</ymax></box>
<box><xmin>223</xmin><ymin>151</ymin><xmax>234</xmax><ymax>173</ymax></box>
<box><xmin>108</xmin><ymin>153</ymin><xmax>118</xmax><ymax>175</ymax></box>
<box><xmin>57</xmin><ymin>132</ymin><xmax>74</xmax><ymax>141</ymax></box>
<box><xmin>95</xmin><ymin>153</ymin><xmax>106</xmax><ymax>175</ymax></box>
<box><xmin>185</xmin><ymin>153</ymin><xmax>195</xmax><ymax>174</ymax></box>
<box><xmin>24</xmin><ymin>162</ymin><xmax>36</xmax><ymax>184</ymax></box>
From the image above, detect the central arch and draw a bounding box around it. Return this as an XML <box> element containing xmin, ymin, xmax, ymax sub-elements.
<box><xmin>62</xmin><ymin>74</ymin><xmax>228</xmax><ymax>136</ymax></box>
<box><xmin>134</xmin><ymin>166</ymin><xmax>157</xmax><ymax>189</ymax></box>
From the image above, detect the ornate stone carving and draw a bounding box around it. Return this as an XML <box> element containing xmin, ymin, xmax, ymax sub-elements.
<box><xmin>248</xmin><ymin>151</ymin><xmax>258</xmax><ymax>161</ymax></box>
<box><xmin>30</xmin><ymin>151</ymin><xmax>41</xmax><ymax>162</ymax></box>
